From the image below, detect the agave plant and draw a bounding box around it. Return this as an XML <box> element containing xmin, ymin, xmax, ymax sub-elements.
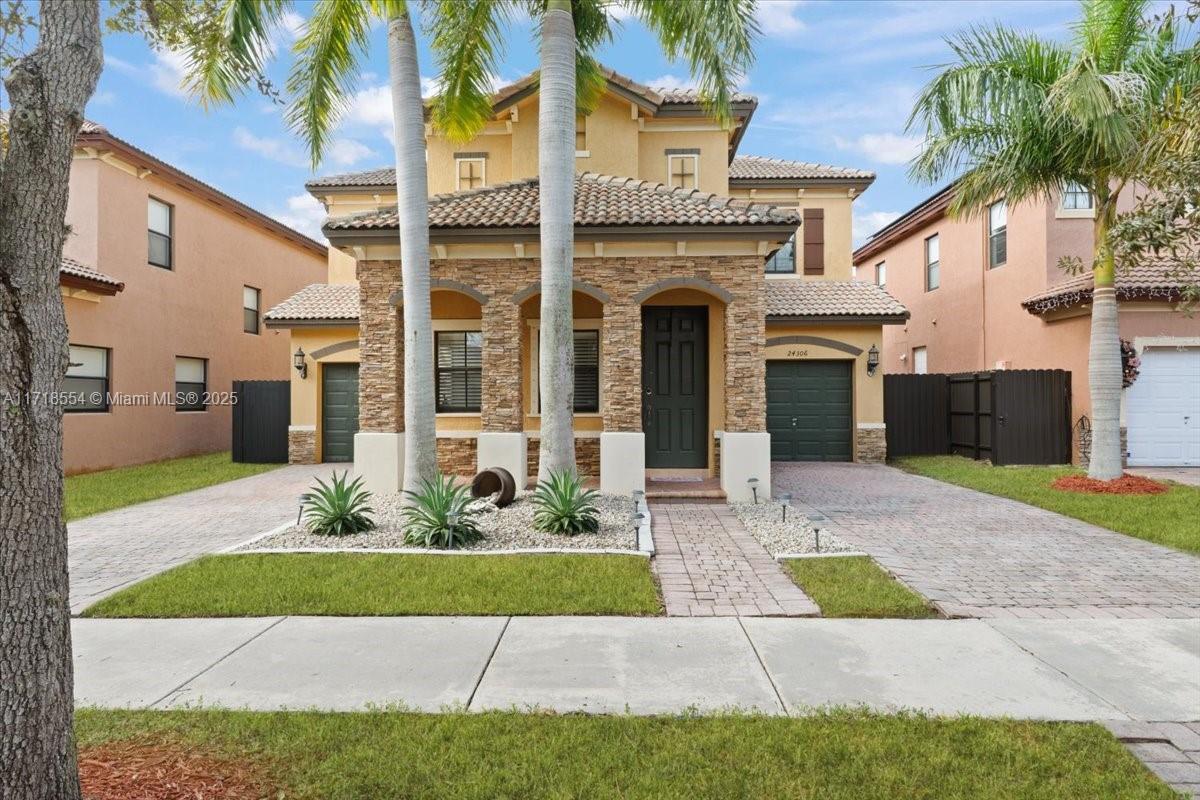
<box><xmin>301</xmin><ymin>471</ymin><xmax>375</xmax><ymax>536</ymax></box>
<box><xmin>531</xmin><ymin>470</ymin><xmax>600</xmax><ymax>536</ymax></box>
<box><xmin>401</xmin><ymin>473</ymin><xmax>483</xmax><ymax>549</ymax></box>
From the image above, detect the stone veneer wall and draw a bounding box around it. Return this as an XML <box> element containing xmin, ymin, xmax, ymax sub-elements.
<box><xmin>528</xmin><ymin>437</ymin><xmax>601</xmax><ymax>478</ymax></box>
<box><xmin>288</xmin><ymin>428</ymin><xmax>317</xmax><ymax>464</ymax></box>
<box><xmin>437</xmin><ymin>437</ymin><xmax>478</xmax><ymax>476</ymax></box>
<box><xmin>356</xmin><ymin>256</ymin><xmax>767</xmax><ymax>436</ymax></box>
<box><xmin>854</xmin><ymin>427</ymin><xmax>886</xmax><ymax>464</ymax></box>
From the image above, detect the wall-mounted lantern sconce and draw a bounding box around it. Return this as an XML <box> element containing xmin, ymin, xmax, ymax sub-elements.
<box><xmin>866</xmin><ymin>344</ymin><xmax>880</xmax><ymax>377</ymax></box>
<box><xmin>293</xmin><ymin>347</ymin><xmax>308</xmax><ymax>380</ymax></box>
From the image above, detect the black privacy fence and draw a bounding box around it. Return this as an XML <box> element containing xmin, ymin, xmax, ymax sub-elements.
<box><xmin>232</xmin><ymin>380</ymin><xmax>290</xmax><ymax>463</ymax></box>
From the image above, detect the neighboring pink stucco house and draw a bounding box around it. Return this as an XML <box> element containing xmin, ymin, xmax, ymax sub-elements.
<box><xmin>59</xmin><ymin>121</ymin><xmax>327</xmax><ymax>474</ymax></box>
<box><xmin>853</xmin><ymin>183</ymin><xmax>1199</xmax><ymax>467</ymax></box>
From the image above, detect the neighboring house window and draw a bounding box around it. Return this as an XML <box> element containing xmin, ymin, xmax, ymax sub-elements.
<box><xmin>988</xmin><ymin>200</ymin><xmax>1007</xmax><ymax>268</ymax></box>
<box><xmin>925</xmin><ymin>233</ymin><xmax>940</xmax><ymax>291</ymax></box>
<box><xmin>875</xmin><ymin>261</ymin><xmax>887</xmax><ymax>288</ymax></box>
<box><xmin>148</xmin><ymin>197</ymin><xmax>173</xmax><ymax>269</ymax></box>
<box><xmin>243</xmin><ymin>286</ymin><xmax>260</xmax><ymax>334</ymax></box>
<box><xmin>802</xmin><ymin>208</ymin><xmax>825</xmax><ymax>275</ymax></box>
<box><xmin>456</xmin><ymin>157</ymin><xmax>485</xmax><ymax>191</ymax></box>
<box><xmin>573</xmin><ymin>330</ymin><xmax>600</xmax><ymax>413</ymax></box>
<box><xmin>913</xmin><ymin>346</ymin><xmax>928</xmax><ymax>375</ymax></box>
<box><xmin>668</xmin><ymin>154</ymin><xmax>698</xmax><ymax>190</ymax></box>
<box><xmin>174</xmin><ymin>356</ymin><xmax>207</xmax><ymax>412</ymax></box>
<box><xmin>64</xmin><ymin>344</ymin><xmax>109</xmax><ymax>413</ymax></box>
<box><xmin>765</xmin><ymin>236</ymin><xmax>796</xmax><ymax>274</ymax></box>
<box><xmin>1061</xmin><ymin>181</ymin><xmax>1093</xmax><ymax>210</ymax></box>
<box><xmin>435</xmin><ymin>331</ymin><xmax>482</xmax><ymax>413</ymax></box>
<box><xmin>575</xmin><ymin>114</ymin><xmax>587</xmax><ymax>153</ymax></box>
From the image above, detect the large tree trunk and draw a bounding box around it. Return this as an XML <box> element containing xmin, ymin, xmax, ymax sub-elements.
<box><xmin>387</xmin><ymin>9</ymin><xmax>436</xmax><ymax>497</ymax></box>
<box><xmin>0</xmin><ymin>3</ymin><xmax>103</xmax><ymax>799</ymax></box>
<box><xmin>537</xmin><ymin>0</ymin><xmax>577</xmax><ymax>479</ymax></box>
<box><xmin>1087</xmin><ymin>198</ymin><xmax>1123</xmax><ymax>480</ymax></box>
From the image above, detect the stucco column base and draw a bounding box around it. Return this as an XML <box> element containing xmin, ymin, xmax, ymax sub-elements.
<box><xmin>354</xmin><ymin>432</ymin><xmax>404</xmax><ymax>495</ymax></box>
<box><xmin>476</xmin><ymin>432</ymin><xmax>527</xmax><ymax>484</ymax></box>
<box><xmin>600</xmin><ymin>432</ymin><xmax>646</xmax><ymax>493</ymax></box>
<box><xmin>719</xmin><ymin>431</ymin><xmax>771</xmax><ymax>502</ymax></box>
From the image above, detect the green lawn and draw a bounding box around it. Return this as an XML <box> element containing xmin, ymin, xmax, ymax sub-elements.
<box><xmin>894</xmin><ymin>456</ymin><xmax>1200</xmax><ymax>555</ymax></box>
<box><xmin>81</xmin><ymin>552</ymin><xmax>662</xmax><ymax>617</ymax></box>
<box><xmin>66</xmin><ymin>451</ymin><xmax>279</xmax><ymax>521</ymax></box>
<box><xmin>74</xmin><ymin>708</ymin><xmax>1177</xmax><ymax>800</ymax></box>
<box><xmin>784</xmin><ymin>556</ymin><xmax>937</xmax><ymax>618</ymax></box>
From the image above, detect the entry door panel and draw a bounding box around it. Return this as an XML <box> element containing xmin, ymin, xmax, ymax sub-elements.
<box><xmin>322</xmin><ymin>363</ymin><xmax>360</xmax><ymax>463</ymax></box>
<box><xmin>643</xmin><ymin>307</ymin><xmax>707</xmax><ymax>468</ymax></box>
<box><xmin>767</xmin><ymin>360</ymin><xmax>852</xmax><ymax>461</ymax></box>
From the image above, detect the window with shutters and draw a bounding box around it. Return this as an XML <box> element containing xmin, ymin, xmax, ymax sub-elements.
<box><xmin>802</xmin><ymin>208</ymin><xmax>825</xmax><ymax>274</ymax></box>
<box><xmin>148</xmin><ymin>197</ymin><xmax>173</xmax><ymax>269</ymax></box>
<box><xmin>455</xmin><ymin>157</ymin><xmax>485</xmax><ymax>191</ymax></box>
<box><xmin>572</xmin><ymin>330</ymin><xmax>600</xmax><ymax>412</ymax></box>
<box><xmin>987</xmin><ymin>200</ymin><xmax>1007</xmax><ymax>268</ymax></box>
<box><xmin>925</xmin><ymin>233</ymin><xmax>940</xmax><ymax>291</ymax></box>
<box><xmin>175</xmin><ymin>356</ymin><xmax>207</xmax><ymax>412</ymax></box>
<box><xmin>435</xmin><ymin>331</ymin><xmax>482</xmax><ymax>412</ymax></box>
<box><xmin>65</xmin><ymin>345</ymin><xmax>109</xmax><ymax>413</ymax></box>
<box><xmin>667</xmin><ymin>154</ymin><xmax>698</xmax><ymax>190</ymax></box>
<box><xmin>764</xmin><ymin>235</ymin><xmax>796</xmax><ymax>274</ymax></box>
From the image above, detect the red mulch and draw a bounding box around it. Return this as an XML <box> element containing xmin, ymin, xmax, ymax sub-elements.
<box><xmin>1051</xmin><ymin>473</ymin><xmax>1169</xmax><ymax>495</ymax></box>
<box><xmin>80</xmin><ymin>742</ymin><xmax>276</xmax><ymax>800</ymax></box>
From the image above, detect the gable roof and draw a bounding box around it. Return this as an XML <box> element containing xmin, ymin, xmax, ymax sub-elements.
<box><xmin>60</xmin><ymin>256</ymin><xmax>124</xmax><ymax>295</ymax></box>
<box><xmin>766</xmin><ymin>280</ymin><xmax>908</xmax><ymax>322</ymax></box>
<box><xmin>324</xmin><ymin>173</ymin><xmax>800</xmax><ymax>245</ymax></box>
<box><xmin>852</xmin><ymin>183</ymin><xmax>958</xmax><ymax>264</ymax></box>
<box><xmin>264</xmin><ymin>283</ymin><xmax>360</xmax><ymax>327</ymax></box>
<box><xmin>1021</xmin><ymin>259</ymin><xmax>1189</xmax><ymax>314</ymax></box>
<box><xmin>730</xmin><ymin>155</ymin><xmax>875</xmax><ymax>187</ymax></box>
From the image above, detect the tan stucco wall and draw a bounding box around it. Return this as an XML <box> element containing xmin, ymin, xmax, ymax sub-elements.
<box><xmin>61</xmin><ymin>156</ymin><xmax>327</xmax><ymax>474</ymax></box>
<box><xmin>730</xmin><ymin>186</ymin><xmax>857</xmax><ymax>280</ymax></box>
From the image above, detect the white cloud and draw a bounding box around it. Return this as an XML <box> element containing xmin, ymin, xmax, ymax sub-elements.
<box><xmin>273</xmin><ymin>193</ymin><xmax>328</xmax><ymax>243</ymax></box>
<box><xmin>279</xmin><ymin>10</ymin><xmax>305</xmax><ymax>41</ymax></box>
<box><xmin>327</xmin><ymin>138</ymin><xmax>375</xmax><ymax>167</ymax></box>
<box><xmin>343</xmin><ymin>84</ymin><xmax>393</xmax><ymax>127</ymax></box>
<box><xmin>149</xmin><ymin>48</ymin><xmax>190</xmax><ymax>98</ymax></box>
<box><xmin>853</xmin><ymin>210</ymin><xmax>901</xmax><ymax>247</ymax></box>
<box><xmin>420</xmin><ymin>76</ymin><xmax>443</xmax><ymax>98</ymax></box>
<box><xmin>604</xmin><ymin>1</ymin><xmax>634</xmax><ymax>21</ymax></box>
<box><xmin>647</xmin><ymin>74</ymin><xmax>696</xmax><ymax>92</ymax></box>
<box><xmin>836</xmin><ymin>132</ymin><xmax>923</xmax><ymax>166</ymax></box>
<box><xmin>232</xmin><ymin>126</ymin><xmax>309</xmax><ymax>168</ymax></box>
<box><xmin>756</xmin><ymin>0</ymin><xmax>807</xmax><ymax>36</ymax></box>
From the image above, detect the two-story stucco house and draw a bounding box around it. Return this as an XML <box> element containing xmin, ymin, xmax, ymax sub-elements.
<box><xmin>266</xmin><ymin>69</ymin><xmax>908</xmax><ymax>501</ymax></box>
<box><xmin>853</xmin><ymin>183</ymin><xmax>1199</xmax><ymax>467</ymax></box>
<box><xmin>60</xmin><ymin>121</ymin><xmax>327</xmax><ymax>473</ymax></box>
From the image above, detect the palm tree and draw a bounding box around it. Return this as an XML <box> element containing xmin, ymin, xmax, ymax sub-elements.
<box><xmin>908</xmin><ymin>0</ymin><xmax>1197</xmax><ymax>480</ymax></box>
<box><xmin>431</xmin><ymin>0</ymin><xmax>759</xmax><ymax>478</ymax></box>
<box><xmin>178</xmin><ymin>0</ymin><xmax>438</xmax><ymax>496</ymax></box>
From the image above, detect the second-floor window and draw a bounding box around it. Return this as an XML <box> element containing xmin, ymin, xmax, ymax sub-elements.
<box><xmin>765</xmin><ymin>236</ymin><xmax>796</xmax><ymax>274</ymax></box>
<box><xmin>875</xmin><ymin>261</ymin><xmax>886</xmax><ymax>288</ymax></box>
<box><xmin>988</xmin><ymin>200</ymin><xmax>1007</xmax><ymax>269</ymax></box>
<box><xmin>1061</xmin><ymin>181</ymin><xmax>1093</xmax><ymax>210</ymax></box>
<box><xmin>668</xmin><ymin>154</ymin><xmax>698</xmax><ymax>191</ymax></box>
<box><xmin>175</xmin><ymin>356</ymin><xmax>207</xmax><ymax>412</ymax></box>
<box><xmin>435</xmin><ymin>331</ymin><xmax>482</xmax><ymax>413</ymax></box>
<box><xmin>456</xmin><ymin>157</ymin><xmax>485</xmax><ymax>191</ymax></box>
<box><xmin>148</xmin><ymin>197</ymin><xmax>173</xmax><ymax>269</ymax></box>
<box><xmin>575</xmin><ymin>114</ymin><xmax>587</xmax><ymax>153</ymax></box>
<box><xmin>925</xmin><ymin>234</ymin><xmax>940</xmax><ymax>291</ymax></box>
<box><xmin>65</xmin><ymin>344</ymin><xmax>109</xmax><ymax>413</ymax></box>
<box><xmin>243</xmin><ymin>286</ymin><xmax>260</xmax><ymax>334</ymax></box>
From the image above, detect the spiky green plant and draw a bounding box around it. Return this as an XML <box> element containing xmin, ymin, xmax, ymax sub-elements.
<box><xmin>401</xmin><ymin>473</ymin><xmax>483</xmax><ymax>549</ymax></box>
<box><xmin>531</xmin><ymin>470</ymin><xmax>600</xmax><ymax>536</ymax></box>
<box><xmin>301</xmin><ymin>471</ymin><xmax>376</xmax><ymax>536</ymax></box>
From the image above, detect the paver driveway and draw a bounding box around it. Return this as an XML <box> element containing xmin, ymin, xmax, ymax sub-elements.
<box><xmin>775</xmin><ymin>462</ymin><xmax>1200</xmax><ymax>620</ymax></box>
<box><xmin>68</xmin><ymin>464</ymin><xmax>334</xmax><ymax>613</ymax></box>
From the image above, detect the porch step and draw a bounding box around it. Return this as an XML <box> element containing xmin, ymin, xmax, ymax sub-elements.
<box><xmin>645</xmin><ymin>477</ymin><xmax>726</xmax><ymax>504</ymax></box>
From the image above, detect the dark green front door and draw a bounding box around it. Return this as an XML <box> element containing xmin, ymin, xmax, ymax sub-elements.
<box><xmin>642</xmin><ymin>306</ymin><xmax>707</xmax><ymax>468</ymax></box>
<box><xmin>767</xmin><ymin>360</ymin><xmax>852</xmax><ymax>461</ymax></box>
<box><xmin>322</xmin><ymin>363</ymin><xmax>359</xmax><ymax>463</ymax></box>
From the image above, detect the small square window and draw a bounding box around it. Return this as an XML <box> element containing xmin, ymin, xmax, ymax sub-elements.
<box><xmin>668</xmin><ymin>154</ymin><xmax>698</xmax><ymax>191</ymax></box>
<box><xmin>65</xmin><ymin>344</ymin><xmax>109</xmax><ymax>413</ymax></box>
<box><xmin>456</xmin><ymin>158</ymin><xmax>485</xmax><ymax>191</ymax></box>
<box><xmin>174</xmin><ymin>356</ymin><xmax>207</xmax><ymax>411</ymax></box>
<box><xmin>1061</xmin><ymin>182</ymin><xmax>1093</xmax><ymax>210</ymax></box>
<box><xmin>243</xmin><ymin>286</ymin><xmax>260</xmax><ymax>334</ymax></box>
<box><xmin>148</xmin><ymin>197</ymin><xmax>173</xmax><ymax>269</ymax></box>
<box><xmin>765</xmin><ymin>235</ymin><xmax>796</xmax><ymax>274</ymax></box>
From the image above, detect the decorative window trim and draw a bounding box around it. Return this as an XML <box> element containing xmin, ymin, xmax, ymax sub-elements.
<box><xmin>65</xmin><ymin>344</ymin><xmax>110</xmax><ymax>413</ymax></box>
<box><xmin>527</xmin><ymin>318</ymin><xmax>603</xmax><ymax>416</ymax></box>
<box><xmin>666</xmin><ymin>153</ymin><xmax>699</xmax><ymax>191</ymax></box>
<box><xmin>454</xmin><ymin>156</ymin><xmax>486</xmax><ymax>191</ymax></box>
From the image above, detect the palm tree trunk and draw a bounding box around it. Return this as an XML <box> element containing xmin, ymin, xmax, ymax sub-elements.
<box><xmin>0</xmin><ymin>4</ymin><xmax>102</xmax><ymax>798</ymax></box>
<box><xmin>1087</xmin><ymin>198</ymin><xmax>1123</xmax><ymax>480</ymax></box>
<box><xmin>387</xmin><ymin>9</ymin><xmax>437</xmax><ymax>496</ymax></box>
<box><xmin>537</xmin><ymin>0</ymin><xmax>577</xmax><ymax>479</ymax></box>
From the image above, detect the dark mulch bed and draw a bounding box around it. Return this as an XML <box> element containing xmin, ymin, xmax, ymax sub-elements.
<box><xmin>80</xmin><ymin>742</ymin><xmax>275</xmax><ymax>800</ymax></box>
<box><xmin>1051</xmin><ymin>474</ymin><xmax>1169</xmax><ymax>495</ymax></box>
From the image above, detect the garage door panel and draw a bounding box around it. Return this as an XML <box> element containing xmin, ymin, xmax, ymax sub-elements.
<box><xmin>767</xmin><ymin>360</ymin><xmax>853</xmax><ymax>462</ymax></box>
<box><xmin>1126</xmin><ymin>347</ymin><xmax>1199</xmax><ymax>467</ymax></box>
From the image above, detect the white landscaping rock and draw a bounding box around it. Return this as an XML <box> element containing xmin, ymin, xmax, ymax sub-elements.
<box><xmin>729</xmin><ymin>502</ymin><xmax>856</xmax><ymax>557</ymax></box>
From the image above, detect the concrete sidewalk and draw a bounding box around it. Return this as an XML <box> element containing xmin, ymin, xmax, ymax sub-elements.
<box><xmin>73</xmin><ymin>616</ymin><xmax>1200</xmax><ymax>721</ymax></box>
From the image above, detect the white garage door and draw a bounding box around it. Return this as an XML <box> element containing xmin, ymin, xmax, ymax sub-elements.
<box><xmin>1125</xmin><ymin>347</ymin><xmax>1200</xmax><ymax>467</ymax></box>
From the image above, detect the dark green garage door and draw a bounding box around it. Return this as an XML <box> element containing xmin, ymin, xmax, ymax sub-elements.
<box><xmin>322</xmin><ymin>363</ymin><xmax>359</xmax><ymax>463</ymax></box>
<box><xmin>767</xmin><ymin>360</ymin><xmax>852</xmax><ymax>461</ymax></box>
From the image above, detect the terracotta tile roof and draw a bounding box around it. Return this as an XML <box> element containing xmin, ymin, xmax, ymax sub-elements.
<box><xmin>731</xmin><ymin>155</ymin><xmax>875</xmax><ymax>182</ymax></box>
<box><xmin>766</xmin><ymin>280</ymin><xmax>909</xmax><ymax>320</ymax></box>
<box><xmin>324</xmin><ymin>173</ymin><xmax>800</xmax><ymax>235</ymax></box>
<box><xmin>1022</xmin><ymin>259</ymin><xmax>1190</xmax><ymax>314</ymax></box>
<box><xmin>307</xmin><ymin>166</ymin><xmax>396</xmax><ymax>190</ymax></box>
<box><xmin>60</xmin><ymin>256</ymin><xmax>123</xmax><ymax>293</ymax></box>
<box><xmin>264</xmin><ymin>283</ymin><xmax>359</xmax><ymax>324</ymax></box>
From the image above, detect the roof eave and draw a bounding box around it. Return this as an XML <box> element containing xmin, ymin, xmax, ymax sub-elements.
<box><xmin>264</xmin><ymin>317</ymin><xmax>359</xmax><ymax>329</ymax></box>
<box><xmin>325</xmin><ymin>222</ymin><xmax>799</xmax><ymax>247</ymax></box>
<box><xmin>852</xmin><ymin>183</ymin><xmax>957</xmax><ymax>264</ymax></box>
<box><xmin>59</xmin><ymin>273</ymin><xmax>124</xmax><ymax>296</ymax></box>
<box><xmin>731</xmin><ymin>176</ymin><xmax>875</xmax><ymax>191</ymax></box>
<box><xmin>766</xmin><ymin>313</ymin><xmax>910</xmax><ymax>325</ymax></box>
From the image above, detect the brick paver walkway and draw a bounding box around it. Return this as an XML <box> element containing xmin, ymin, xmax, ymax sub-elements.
<box><xmin>1105</xmin><ymin>721</ymin><xmax>1200</xmax><ymax>798</ymax></box>
<box><xmin>776</xmin><ymin>462</ymin><xmax>1200</xmax><ymax>620</ymax></box>
<box><xmin>651</xmin><ymin>503</ymin><xmax>820</xmax><ymax>617</ymax></box>
<box><xmin>69</xmin><ymin>465</ymin><xmax>334</xmax><ymax>612</ymax></box>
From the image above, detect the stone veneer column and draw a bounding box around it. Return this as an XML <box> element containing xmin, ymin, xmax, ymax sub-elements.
<box><xmin>599</xmin><ymin>299</ymin><xmax>645</xmax><ymax>492</ymax></box>
<box><xmin>355</xmin><ymin>261</ymin><xmax>404</xmax><ymax>493</ymax></box>
<box><xmin>720</xmin><ymin>275</ymin><xmax>770</xmax><ymax>501</ymax></box>
<box><xmin>478</xmin><ymin>297</ymin><xmax>526</xmax><ymax>479</ymax></box>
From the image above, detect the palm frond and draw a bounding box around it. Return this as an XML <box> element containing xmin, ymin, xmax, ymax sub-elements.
<box><xmin>428</xmin><ymin>0</ymin><xmax>510</xmax><ymax>143</ymax></box>
<box><xmin>179</xmin><ymin>0</ymin><xmax>291</xmax><ymax>107</ymax></box>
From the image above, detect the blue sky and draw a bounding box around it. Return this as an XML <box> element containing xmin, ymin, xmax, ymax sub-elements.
<box><xmin>87</xmin><ymin>1</ymin><xmax>1152</xmax><ymax>245</ymax></box>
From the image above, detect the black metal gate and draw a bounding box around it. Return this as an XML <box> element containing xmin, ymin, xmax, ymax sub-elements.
<box><xmin>885</xmin><ymin>369</ymin><xmax>1071</xmax><ymax>465</ymax></box>
<box><xmin>232</xmin><ymin>380</ymin><xmax>289</xmax><ymax>463</ymax></box>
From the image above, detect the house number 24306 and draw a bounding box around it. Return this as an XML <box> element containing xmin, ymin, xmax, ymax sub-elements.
<box><xmin>786</xmin><ymin>349</ymin><xmax>809</xmax><ymax>357</ymax></box>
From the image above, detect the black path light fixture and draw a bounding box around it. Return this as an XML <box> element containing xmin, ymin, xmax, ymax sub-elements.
<box><xmin>866</xmin><ymin>344</ymin><xmax>880</xmax><ymax>377</ymax></box>
<box><xmin>293</xmin><ymin>347</ymin><xmax>308</xmax><ymax>379</ymax></box>
<box><xmin>778</xmin><ymin>492</ymin><xmax>793</xmax><ymax>522</ymax></box>
<box><xmin>747</xmin><ymin>477</ymin><xmax>760</xmax><ymax>504</ymax></box>
<box><xmin>632</xmin><ymin>488</ymin><xmax>645</xmax><ymax>514</ymax></box>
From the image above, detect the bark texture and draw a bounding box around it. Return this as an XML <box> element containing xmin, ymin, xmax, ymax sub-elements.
<box><xmin>536</xmin><ymin>0</ymin><xmax>578</xmax><ymax>478</ymax></box>
<box><xmin>1087</xmin><ymin>199</ymin><xmax>1123</xmax><ymax>480</ymax></box>
<box><xmin>0</xmin><ymin>3</ymin><xmax>103</xmax><ymax>799</ymax></box>
<box><xmin>387</xmin><ymin>10</ymin><xmax>436</xmax><ymax>496</ymax></box>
